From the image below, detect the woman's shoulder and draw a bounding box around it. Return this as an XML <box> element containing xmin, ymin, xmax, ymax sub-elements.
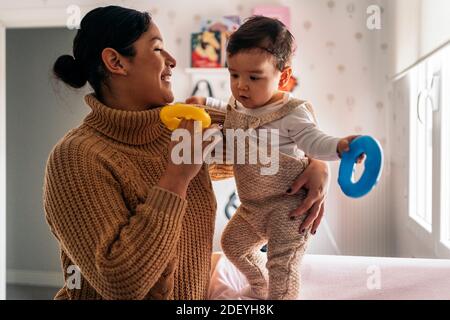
<box><xmin>46</xmin><ymin>124</ymin><xmax>110</xmax><ymax>169</ymax></box>
<box><xmin>204</xmin><ymin>106</ymin><xmax>227</xmax><ymax>125</ymax></box>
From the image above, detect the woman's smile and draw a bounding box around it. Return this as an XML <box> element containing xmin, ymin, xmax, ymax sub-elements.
<box><xmin>161</xmin><ymin>70</ymin><xmax>172</xmax><ymax>84</ymax></box>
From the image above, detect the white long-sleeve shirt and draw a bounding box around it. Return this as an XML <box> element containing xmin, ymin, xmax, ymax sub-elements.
<box><xmin>206</xmin><ymin>93</ymin><xmax>341</xmax><ymax>161</ymax></box>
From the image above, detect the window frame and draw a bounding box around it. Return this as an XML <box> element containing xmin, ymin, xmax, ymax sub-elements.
<box><xmin>407</xmin><ymin>45</ymin><xmax>450</xmax><ymax>258</ymax></box>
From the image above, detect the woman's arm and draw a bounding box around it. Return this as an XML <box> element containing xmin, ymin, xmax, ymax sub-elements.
<box><xmin>286</xmin><ymin>158</ymin><xmax>330</xmax><ymax>235</ymax></box>
<box><xmin>43</xmin><ymin>142</ymin><xmax>187</xmax><ymax>300</ymax></box>
<box><xmin>201</xmin><ymin>106</ymin><xmax>235</xmax><ymax>181</ymax></box>
<box><xmin>208</xmin><ymin>163</ymin><xmax>234</xmax><ymax>181</ymax></box>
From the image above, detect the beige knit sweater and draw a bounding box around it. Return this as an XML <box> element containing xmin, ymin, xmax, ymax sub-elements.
<box><xmin>43</xmin><ymin>94</ymin><xmax>232</xmax><ymax>300</ymax></box>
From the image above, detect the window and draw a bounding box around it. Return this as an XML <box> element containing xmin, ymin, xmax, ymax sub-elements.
<box><xmin>409</xmin><ymin>45</ymin><xmax>450</xmax><ymax>251</ymax></box>
<box><xmin>440</xmin><ymin>46</ymin><xmax>450</xmax><ymax>248</ymax></box>
<box><xmin>409</xmin><ymin>59</ymin><xmax>436</xmax><ymax>231</ymax></box>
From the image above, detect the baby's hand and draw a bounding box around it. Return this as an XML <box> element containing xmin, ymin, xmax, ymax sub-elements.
<box><xmin>185</xmin><ymin>96</ymin><xmax>207</xmax><ymax>105</ymax></box>
<box><xmin>337</xmin><ymin>135</ymin><xmax>366</xmax><ymax>163</ymax></box>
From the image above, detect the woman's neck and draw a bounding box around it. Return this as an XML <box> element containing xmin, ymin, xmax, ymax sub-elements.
<box><xmin>99</xmin><ymin>89</ymin><xmax>150</xmax><ymax>112</ymax></box>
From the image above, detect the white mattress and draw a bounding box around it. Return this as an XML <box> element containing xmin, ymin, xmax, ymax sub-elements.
<box><xmin>208</xmin><ymin>252</ymin><xmax>450</xmax><ymax>300</ymax></box>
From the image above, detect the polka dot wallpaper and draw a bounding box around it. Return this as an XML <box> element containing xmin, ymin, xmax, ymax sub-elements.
<box><xmin>148</xmin><ymin>0</ymin><xmax>393</xmax><ymax>256</ymax></box>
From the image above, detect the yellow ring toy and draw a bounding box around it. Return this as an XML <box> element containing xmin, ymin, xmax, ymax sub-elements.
<box><xmin>160</xmin><ymin>103</ymin><xmax>212</xmax><ymax>131</ymax></box>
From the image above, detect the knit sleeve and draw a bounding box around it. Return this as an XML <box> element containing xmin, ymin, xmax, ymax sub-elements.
<box><xmin>201</xmin><ymin>107</ymin><xmax>234</xmax><ymax>180</ymax></box>
<box><xmin>208</xmin><ymin>163</ymin><xmax>234</xmax><ymax>181</ymax></box>
<box><xmin>43</xmin><ymin>139</ymin><xmax>187</xmax><ymax>300</ymax></box>
<box><xmin>204</xmin><ymin>105</ymin><xmax>227</xmax><ymax>126</ymax></box>
<box><xmin>205</xmin><ymin>97</ymin><xmax>228</xmax><ymax>112</ymax></box>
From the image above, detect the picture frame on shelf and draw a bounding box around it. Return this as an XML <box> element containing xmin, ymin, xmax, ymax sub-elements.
<box><xmin>191</xmin><ymin>31</ymin><xmax>231</xmax><ymax>68</ymax></box>
<box><xmin>191</xmin><ymin>31</ymin><xmax>222</xmax><ymax>68</ymax></box>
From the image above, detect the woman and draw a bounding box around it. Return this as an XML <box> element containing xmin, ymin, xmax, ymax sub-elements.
<box><xmin>44</xmin><ymin>5</ymin><xmax>330</xmax><ymax>300</ymax></box>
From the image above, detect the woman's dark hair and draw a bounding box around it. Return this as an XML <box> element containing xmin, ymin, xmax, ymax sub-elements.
<box><xmin>227</xmin><ymin>16</ymin><xmax>295</xmax><ymax>71</ymax></box>
<box><xmin>53</xmin><ymin>6</ymin><xmax>151</xmax><ymax>96</ymax></box>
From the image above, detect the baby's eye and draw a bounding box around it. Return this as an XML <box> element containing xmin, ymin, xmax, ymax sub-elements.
<box><xmin>250</xmin><ymin>76</ymin><xmax>260</xmax><ymax>81</ymax></box>
<box><xmin>230</xmin><ymin>74</ymin><xmax>239</xmax><ymax>79</ymax></box>
<box><xmin>154</xmin><ymin>48</ymin><xmax>163</xmax><ymax>52</ymax></box>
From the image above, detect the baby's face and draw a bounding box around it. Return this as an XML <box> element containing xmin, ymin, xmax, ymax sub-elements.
<box><xmin>227</xmin><ymin>50</ymin><xmax>282</xmax><ymax>109</ymax></box>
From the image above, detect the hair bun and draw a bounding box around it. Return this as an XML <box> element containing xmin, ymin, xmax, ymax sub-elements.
<box><xmin>53</xmin><ymin>55</ymin><xmax>87</xmax><ymax>88</ymax></box>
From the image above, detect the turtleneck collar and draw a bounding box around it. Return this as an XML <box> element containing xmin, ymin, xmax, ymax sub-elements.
<box><xmin>83</xmin><ymin>94</ymin><xmax>168</xmax><ymax>145</ymax></box>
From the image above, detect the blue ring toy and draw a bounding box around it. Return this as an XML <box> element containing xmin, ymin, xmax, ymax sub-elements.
<box><xmin>338</xmin><ymin>136</ymin><xmax>383</xmax><ymax>198</ymax></box>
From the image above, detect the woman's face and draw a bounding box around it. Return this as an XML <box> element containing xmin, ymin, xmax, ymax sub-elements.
<box><xmin>125</xmin><ymin>23</ymin><xmax>176</xmax><ymax>107</ymax></box>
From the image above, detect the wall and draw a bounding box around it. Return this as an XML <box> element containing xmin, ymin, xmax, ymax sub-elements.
<box><xmin>385</xmin><ymin>0</ymin><xmax>421</xmax><ymax>77</ymax></box>
<box><xmin>6</xmin><ymin>28</ymin><xmax>88</xmax><ymax>286</ymax></box>
<box><xmin>385</xmin><ymin>0</ymin><xmax>450</xmax><ymax>77</ymax></box>
<box><xmin>420</xmin><ymin>0</ymin><xmax>450</xmax><ymax>58</ymax></box>
<box><xmin>277</xmin><ymin>0</ymin><xmax>391</xmax><ymax>256</ymax></box>
<box><xmin>141</xmin><ymin>0</ymin><xmax>393</xmax><ymax>257</ymax></box>
<box><xmin>0</xmin><ymin>23</ymin><xmax>6</xmax><ymax>299</ymax></box>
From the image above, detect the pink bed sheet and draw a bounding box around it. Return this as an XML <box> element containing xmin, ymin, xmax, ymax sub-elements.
<box><xmin>208</xmin><ymin>253</ymin><xmax>450</xmax><ymax>300</ymax></box>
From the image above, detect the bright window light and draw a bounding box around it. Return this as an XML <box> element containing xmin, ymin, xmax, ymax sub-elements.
<box><xmin>440</xmin><ymin>47</ymin><xmax>450</xmax><ymax>248</ymax></box>
<box><xmin>409</xmin><ymin>63</ymin><xmax>433</xmax><ymax>232</ymax></box>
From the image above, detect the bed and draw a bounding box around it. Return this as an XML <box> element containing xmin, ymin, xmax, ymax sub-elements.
<box><xmin>208</xmin><ymin>252</ymin><xmax>450</xmax><ymax>300</ymax></box>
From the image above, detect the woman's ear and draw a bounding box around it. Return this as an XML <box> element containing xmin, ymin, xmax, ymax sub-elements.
<box><xmin>101</xmin><ymin>48</ymin><xmax>128</xmax><ymax>76</ymax></box>
<box><xmin>279</xmin><ymin>67</ymin><xmax>293</xmax><ymax>90</ymax></box>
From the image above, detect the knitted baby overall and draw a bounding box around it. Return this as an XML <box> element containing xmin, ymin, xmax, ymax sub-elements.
<box><xmin>221</xmin><ymin>98</ymin><xmax>313</xmax><ymax>300</ymax></box>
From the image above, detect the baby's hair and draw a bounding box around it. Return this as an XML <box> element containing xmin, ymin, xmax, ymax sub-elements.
<box><xmin>227</xmin><ymin>15</ymin><xmax>295</xmax><ymax>71</ymax></box>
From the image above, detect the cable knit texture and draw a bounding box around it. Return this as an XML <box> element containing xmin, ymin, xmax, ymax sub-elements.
<box><xmin>43</xmin><ymin>94</ymin><xmax>232</xmax><ymax>300</ymax></box>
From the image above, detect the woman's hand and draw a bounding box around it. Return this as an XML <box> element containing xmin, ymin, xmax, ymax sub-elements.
<box><xmin>286</xmin><ymin>159</ymin><xmax>330</xmax><ymax>235</ymax></box>
<box><xmin>158</xmin><ymin>119</ymin><xmax>221</xmax><ymax>199</ymax></box>
<box><xmin>185</xmin><ymin>96</ymin><xmax>207</xmax><ymax>105</ymax></box>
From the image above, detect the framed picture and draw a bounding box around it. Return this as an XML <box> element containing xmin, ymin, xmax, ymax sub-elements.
<box><xmin>191</xmin><ymin>31</ymin><xmax>222</xmax><ymax>68</ymax></box>
<box><xmin>252</xmin><ymin>6</ymin><xmax>291</xmax><ymax>30</ymax></box>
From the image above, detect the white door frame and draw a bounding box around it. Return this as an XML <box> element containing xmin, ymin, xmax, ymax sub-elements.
<box><xmin>0</xmin><ymin>21</ymin><xmax>6</xmax><ymax>301</ymax></box>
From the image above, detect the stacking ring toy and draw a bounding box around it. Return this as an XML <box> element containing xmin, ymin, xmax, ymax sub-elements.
<box><xmin>338</xmin><ymin>136</ymin><xmax>383</xmax><ymax>198</ymax></box>
<box><xmin>160</xmin><ymin>103</ymin><xmax>212</xmax><ymax>131</ymax></box>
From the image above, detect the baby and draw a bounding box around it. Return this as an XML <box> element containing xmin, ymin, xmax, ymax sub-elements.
<box><xmin>187</xmin><ymin>16</ymin><xmax>361</xmax><ymax>300</ymax></box>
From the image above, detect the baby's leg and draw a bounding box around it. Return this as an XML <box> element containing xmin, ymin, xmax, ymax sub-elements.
<box><xmin>266</xmin><ymin>210</ymin><xmax>312</xmax><ymax>300</ymax></box>
<box><xmin>221</xmin><ymin>213</ymin><xmax>268</xmax><ymax>299</ymax></box>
